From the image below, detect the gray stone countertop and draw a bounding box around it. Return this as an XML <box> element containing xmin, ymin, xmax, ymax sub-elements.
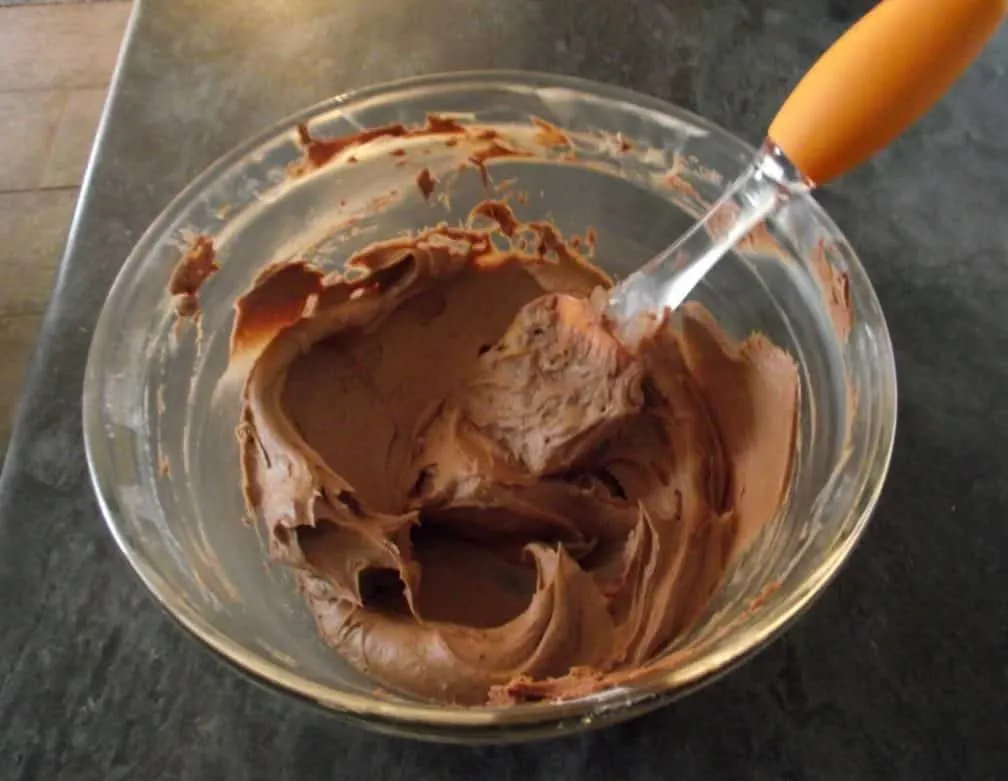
<box><xmin>1</xmin><ymin>0</ymin><xmax>1006</xmax><ymax>778</ymax></box>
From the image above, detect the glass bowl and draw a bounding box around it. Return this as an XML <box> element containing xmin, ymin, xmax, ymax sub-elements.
<box><xmin>83</xmin><ymin>71</ymin><xmax>896</xmax><ymax>743</ymax></box>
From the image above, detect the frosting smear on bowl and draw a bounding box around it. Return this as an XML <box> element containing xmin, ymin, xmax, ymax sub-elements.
<box><xmin>230</xmin><ymin>202</ymin><xmax>799</xmax><ymax>706</ymax></box>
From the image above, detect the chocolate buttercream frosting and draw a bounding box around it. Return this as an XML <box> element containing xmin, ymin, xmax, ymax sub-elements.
<box><xmin>231</xmin><ymin>202</ymin><xmax>799</xmax><ymax>705</ymax></box>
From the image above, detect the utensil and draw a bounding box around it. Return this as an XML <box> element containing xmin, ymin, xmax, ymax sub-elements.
<box><xmin>609</xmin><ymin>0</ymin><xmax>1006</xmax><ymax>322</ymax></box>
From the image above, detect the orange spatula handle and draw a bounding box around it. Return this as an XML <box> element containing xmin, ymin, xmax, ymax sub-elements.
<box><xmin>768</xmin><ymin>0</ymin><xmax>1006</xmax><ymax>185</ymax></box>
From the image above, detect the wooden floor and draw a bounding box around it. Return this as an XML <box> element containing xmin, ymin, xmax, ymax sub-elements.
<box><xmin>0</xmin><ymin>2</ymin><xmax>130</xmax><ymax>452</ymax></box>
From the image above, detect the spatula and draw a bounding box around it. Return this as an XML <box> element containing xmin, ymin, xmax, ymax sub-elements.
<box><xmin>608</xmin><ymin>0</ymin><xmax>1006</xmax><ymax>323</ymax></box>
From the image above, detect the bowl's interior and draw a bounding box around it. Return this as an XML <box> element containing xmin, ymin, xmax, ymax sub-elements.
<box><xmin>84</xmin><ymin>72</ymin><xmax>896</xmax><ymax>740</ymax></box>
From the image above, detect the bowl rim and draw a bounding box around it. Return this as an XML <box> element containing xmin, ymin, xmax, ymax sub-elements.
<box><xmin>83</xmin><ymin>68</ymin><xmax>898</xmax><ymax>738</ymax></box>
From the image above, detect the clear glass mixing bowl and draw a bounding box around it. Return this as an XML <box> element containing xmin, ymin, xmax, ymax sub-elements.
<box><xmin>83</xmin><ymin>72</ymin><xmax>896</xmax><ymax>743</ymax></box>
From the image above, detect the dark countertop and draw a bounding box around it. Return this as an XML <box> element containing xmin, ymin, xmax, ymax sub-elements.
<box><xmin>2</xmin><ymin>0</ymin><xmax>1006</xmax><ymax>778</ymax></box>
